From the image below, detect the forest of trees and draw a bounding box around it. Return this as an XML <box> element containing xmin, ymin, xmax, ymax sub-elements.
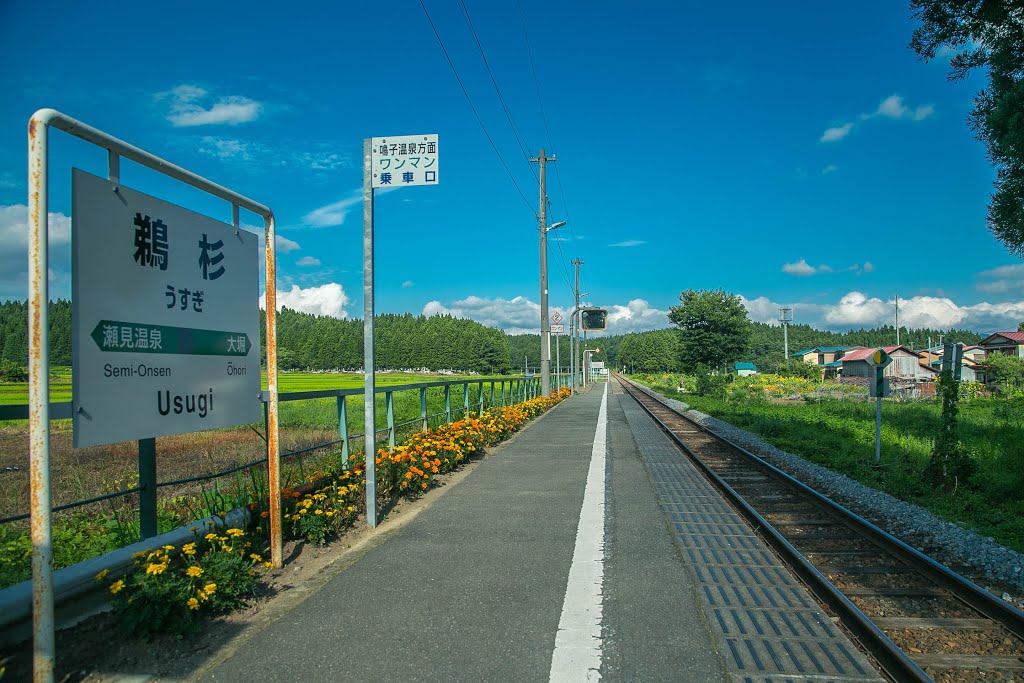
<box><xmin>0</xmin><ymin>301</ymin><xmax>512</xmax><ymax>374</ymax></box>
<box><xmin>601</xmin><ymin>322</ymin><xmax>983</xmax><ymax>374</ymax></box>
<box><xmin>0</xmin><ymin>299</ymin><xmax>997</xmax><ymax>377</ymax></box>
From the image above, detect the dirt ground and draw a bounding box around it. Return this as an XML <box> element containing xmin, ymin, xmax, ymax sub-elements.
<box><xmin>0</xmin><ymin>447</ymin><xmax>492</xmax><ymax>683</ymax></box>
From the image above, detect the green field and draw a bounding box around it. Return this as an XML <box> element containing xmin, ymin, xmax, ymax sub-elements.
<box><xmin>0</xmin><ymin>370</ymin><xmax>521</xmax><ymax>406</ymax></box>
<box><xmin>638</xmin><ymin>374</ymin><xmax>1024</xmax><ymax>553</ymax></box>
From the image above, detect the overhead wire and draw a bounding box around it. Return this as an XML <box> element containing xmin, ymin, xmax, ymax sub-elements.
<box><xmin>516</xmin><ymin>0</ymin><xmax>574</xmax><ymax>233</ymax></box>
<box><xmin>516</xmin><ymin>0</ymin><xmax>577</xmax><ymax>303</ymax></box>
<box><xmin>457</xmin><ymin>0</ymin><xmax>538</xmax><ymax>182</ymax></box>
<box><xmin>417</xmin><ymin>0</ymin><xmax>536</xmax><ymax>216</ymax></box>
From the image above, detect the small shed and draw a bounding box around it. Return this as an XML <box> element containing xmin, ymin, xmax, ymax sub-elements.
<box><xmin>840</xmin><ymin>345</ymin><xmax>936</xmax><ymax>381</ymax></box>
<box><xmin>735</xmin><ymin>362</ymin><xmax>757</xmax><ymax>377</ymax></box>
<box><xmin>791</xmin><ymin>349</ymin><xmax>818</xmax><ymax>365</ymax></box>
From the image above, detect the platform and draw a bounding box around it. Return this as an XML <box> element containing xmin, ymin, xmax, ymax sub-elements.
<box><xmin>199</xmin><ymin>380</ymin><xmax>884</xmax><ymax>682</ymax></box>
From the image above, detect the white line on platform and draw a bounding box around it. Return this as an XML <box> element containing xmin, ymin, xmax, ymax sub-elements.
<box><xmin>549</xmin><ymin>382</ymin><xmax>607</xmax><ymax>683</ymax></box>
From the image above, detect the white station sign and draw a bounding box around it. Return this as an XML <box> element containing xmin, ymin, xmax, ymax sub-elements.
<box><xmin>370</xmin><ymin>134</ymin><xmax>439</xmax><ymax>188</ymax></box>
<box><xmin>71</xmin><ymin>169</ymin><xmax>261</xmax><ymax>447</ymax></box>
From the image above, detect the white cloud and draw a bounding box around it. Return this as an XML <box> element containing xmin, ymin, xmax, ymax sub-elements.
<box><xmin>276</xmin><ymin>235</ymin><xmax>301</xmax><ymax>253</ymax></box>
<box><xmin>198</xmin><ymin>136</ymin><xmax>257</xmax><ymax>160</ymax></box>
<box><xmin>821</xmin><ymin>165</ymin><xmax>839</xmax><ymax>175</ymax></box>
<box><xmin>402</xmin><ymin>280</ymin><xmax>414</xmax><ymax>288</ymax></box>
<box><xmin>820</xmin><ymin>94</ymin><xmax>934</xmax><ymax>144</ymax></box>
<box><xmin>0</xmin><ymin>204</ymin><xmax>72</xmax><ymax>297</ymax></box>
<box><xmin>742</xmin><ymin>291</ymin><xmax>1024</xmax><ymax>333</ymax></box>
<box><xmin>739</xmin><ymin>296</ymin><xmax>795</xmax><ymax>325</ymax></box>
<box><xmin>302</xmin><ymin>193</ymin><xmax>361</xmax><ymax>228</ymax></box>
<box><xmin>296</xmin><ymin>256</ymin><xmax>321</xmax><ymax>267</ymax></box>
<box><xmin>604</xmin><ymin>299</ymin><xmax>670</xmax><ymax>334</ymax></box>
<box><xmin>873</xmin><ymin>94</ymin><xmax>933</xmax><ymax>122</ymax></box>
<box><xmin>162</xmin><ymin>84</ymin><xmax>263</xmax><ymax>127</ymax></box>
<box><xmin>244</xmin><ymin>224</ymin><xmax>299</xmax><ymax>255</ymax></box>
<box><xmin>975</xmin><ymin>263</ymin><xmax>1024</xmax><ymax>293</ymax></box>
<box><xmin>608</xmin><ymin>239</ymin><xmax>646</xmax><ymax>247</ymax></box>
<box><xmin>423</xmin><ymin>295</ymin><xmax>542</xmax><ymax>334</ymax></box>
<box><xmin>782</xmin><ymin>259</ymin><xmax>873</xmax><ymax>277</ymax></box>
<box><xmin>260</xmin><ymin>283</ymin><xmax>349</xmax><ymax>318</ymax></box>
<box><xmin>821</xmin><ymin>123</ymin><xmax>853</xmax><ymax>142</ymax></box>
<box><xmin>782</xmin><ymin>259</ymin><xmax>817</xmax><ymax>276</ymax></box>
<box><xmin>422</xmin><ymin>294</ymin><xmax>668</xmax><ymax>335</ymax></box>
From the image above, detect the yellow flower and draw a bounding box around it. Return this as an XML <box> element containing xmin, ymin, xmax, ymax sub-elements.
<box><xmin>145</xmin><ymin>562</ymin><xmax>167</xmax><ymax>575</ymax></box>
<box><xmin>204</xmin><ymin>582</ymin><xmax>217</xmax><ymax>594</ymax></box>
<box><xmin>250</xmin><ymin>553</ymin><xmax>262</xmax><ymax>562</ymax></box>
<box><xmin>162</xmin><ymin>545</ymin><xmax>174</xmax><ymax>551</ymax></box>
<box><xmin>182</xmin><ymin>543</ymin><xmax>197</xmax><ymax>556</ymax></box>
<box><xmin>186</xmin><ymin>566</ymin><xmax>204</xmax><ymax>578</ymax></box>
<box><xmin>314</xmin><ymin>509</ymin><xmax>323</xmax><ymax>515</ymax></box>
<box><xmin>94</xmin><ymin>569</ymin><xmax>109</xmax><ymax>582</ymax></box>
<box><xmin>204</xmin><ymin>533</ymin><xmax>217</xmax><ymax>541</ymax></box>
<box><xmin>226</xmin><ymin>528</ymin><xmax>245</xmax><ymax>537</ymax></box>
<box><xmin>109</xmin><ymin>579</ymin><xmax>125</xmax><ymax>595</ymax></box>
<box><xmin>263</xmin><ymin>561</ymin><xmax>273</xmax><ymax>569</ymax></box>
<box><xmin>187</xmin><ymin>597</ymin><xmax>200</xmax><ymax>610</ymax></box>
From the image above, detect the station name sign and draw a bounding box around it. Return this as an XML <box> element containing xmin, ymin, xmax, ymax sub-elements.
<box><xmin>71</xmin><ymin>169</ymin><xmax>261</xmax><ymax>447</ymax></box>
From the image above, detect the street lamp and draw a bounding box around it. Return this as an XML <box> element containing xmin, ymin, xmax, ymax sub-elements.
<box><xmin>540</xmin><ymin>220</ymin><xmax>566</xmax><ymax>397</ymax></box>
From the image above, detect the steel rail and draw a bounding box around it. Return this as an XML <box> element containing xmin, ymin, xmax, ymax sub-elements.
<box><xmin>616</xmin><ymin>375</ymin><xmax>931</xmax><ymax>682</ymax></box>
<box><xmin>618</xmin><ymin>375</ymin><xmax>1024</xmax><ymax>640</ymax></box>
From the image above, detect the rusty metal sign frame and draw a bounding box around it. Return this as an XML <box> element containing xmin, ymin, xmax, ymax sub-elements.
<box><xmin>27</xmin><ymin>109</ymin><xmax>283</xmax><ymax>682</ymax></box>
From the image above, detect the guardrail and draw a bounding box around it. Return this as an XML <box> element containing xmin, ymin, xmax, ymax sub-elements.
<box><xmin>0</xmin><ymin>374</ymin><xmax>572</xmax><ymax>530</ymax></box>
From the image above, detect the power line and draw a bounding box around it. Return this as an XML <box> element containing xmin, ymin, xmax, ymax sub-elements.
<box><xmin>457</xmin><ymin>0</ymin><xmax>538</xmax><ymax>182</ymax></box>
<box><xmin>516</xmin><ymin>0</ymin><xmax>573</xmax><ymax>227</ymax></box>
<box><xmin>418</xmin><ymin>0</ymin><xmax>536</xmax><ymax>215</ymax></box>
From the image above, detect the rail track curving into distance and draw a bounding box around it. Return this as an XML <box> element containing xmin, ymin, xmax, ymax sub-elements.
<box><xmin>615</xmin><ymin>374</ymin><xmax>1024</xmax><ymax>683</ymax></box>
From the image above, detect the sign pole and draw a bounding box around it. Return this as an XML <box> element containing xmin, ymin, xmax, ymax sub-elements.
<box><xmin>363</xmin><ymin>138</ymin><xmax>378</xmax><ymax>528</ymax></box>
<box><xmin>555</xmin><ymin>331</ymin><xmax>560</xmax><ymax>390</ymax></box>
<box><xmin>874</xmin><ymin>382</ymin><xmax>882</xmax><ymax>463</ymax></box>
<box><xmin>866</xmin><ymin>349</ymin><xmax>891</xmax><ymax>463</ymax></box>
<box><xmin>28</xmin><ymin>108</ymin><xmax>56</xmax><ymax>683</ymax></box>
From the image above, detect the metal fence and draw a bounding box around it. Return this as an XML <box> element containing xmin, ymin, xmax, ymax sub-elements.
<box><xmin>0</xmin><ymin>374</ymin><xmax>566</xmax><ymax>529</ymax></box>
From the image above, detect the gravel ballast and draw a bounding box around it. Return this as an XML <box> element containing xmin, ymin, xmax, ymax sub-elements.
<box><xmin>633</xmin><ymin>381</ymin><xmax>1024</xmax><ymax>605</ymax></box>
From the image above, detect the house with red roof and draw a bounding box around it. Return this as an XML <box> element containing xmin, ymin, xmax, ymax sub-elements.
<box><xmin>978</xmin><ymin>331</ymin><xmax>1024</xmax><ymax>359</ymax></box>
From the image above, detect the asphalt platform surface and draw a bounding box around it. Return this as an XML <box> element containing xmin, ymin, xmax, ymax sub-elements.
<box><xmin>201</xmin><ymin>380</ymin><xmax>866</xmax><ymax>682</ymax></box>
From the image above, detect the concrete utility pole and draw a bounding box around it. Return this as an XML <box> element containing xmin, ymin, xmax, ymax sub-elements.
<box><xmin>895</xmin><ymin>295</ymin><xmax>900</xmax><ymax>346</ymax></box>
<box><xmin>571</xmin><ymin>258</ymin><xmax>583</xmax><ymax>391</ymax></box>
<box><xmin>779</xmin><ymin>307</ymin><xmax>792</xmax><ymax>364</ymax></box>
<box><xmin>532</xmin><ymin>149</ymin><xmax>556</xmax><ymax>397</ymax></box>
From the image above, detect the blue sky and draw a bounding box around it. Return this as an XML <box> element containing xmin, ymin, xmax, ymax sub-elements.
<box><xmin>1</xmin><ymin>0</ymin><xmax>1021</xmax><ymax>337</ymax></box>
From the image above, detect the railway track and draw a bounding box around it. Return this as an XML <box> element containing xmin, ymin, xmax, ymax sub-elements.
<box><xmin>616</xmin><ymin>374</ymin><xmax>1024</xmax><ymax>683</ymax></box>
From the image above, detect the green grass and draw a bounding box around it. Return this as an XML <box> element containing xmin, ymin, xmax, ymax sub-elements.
<box><xmin>0</xmin><ymin>371</ymin><xmax>527</xmax><ymax>433</ymax></box>
<box><xmin>640</xmin><ymin>375</ymin><xmax>1024</xmax><ymax>553</ymax></box>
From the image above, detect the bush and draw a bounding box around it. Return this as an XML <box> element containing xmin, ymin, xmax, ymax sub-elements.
<box><xmin>102</xmin><ymin>528</ymin><xmax>266</xmax><ymax>638</ymax></box>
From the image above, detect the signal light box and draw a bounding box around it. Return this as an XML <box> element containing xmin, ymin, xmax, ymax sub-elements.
<box><xmin>581</xmin><ymin>308</ymin><xmax>608</xmax><ymax>331</ymax></box>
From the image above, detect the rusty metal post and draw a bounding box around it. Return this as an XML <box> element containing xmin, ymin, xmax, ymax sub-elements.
<box><xmin>264</xmin><ymin>212</ymin><xmax>282</xmax><ymax>568</ymax></box>
<box><xmin>28</xmin><ymin>110</ymin><xmax>55</xmax><ymax>683</ymax></box>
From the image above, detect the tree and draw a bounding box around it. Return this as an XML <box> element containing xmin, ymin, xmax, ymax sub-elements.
<box><xmin>1018</xmin><ymin>320</ymin><xmax>1024</xmax><ymax>332</ymax></box>
<box><xmin>910</xmin><ymin>2</ymin><xmax>1024</xmax><ymax>254</ymax></box>
<box><xmin>668</xmin><ymin>289</ymin><xmax>751</xmax><ymax>372</ymax></box>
